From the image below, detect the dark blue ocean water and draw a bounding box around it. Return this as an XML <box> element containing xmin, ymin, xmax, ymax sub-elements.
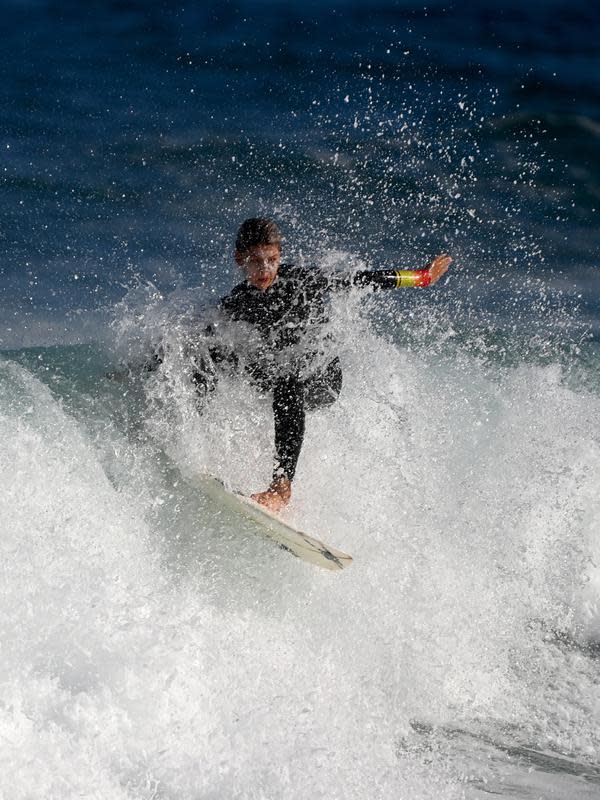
<box><xmin>1</xmin><ymin>0</ymin><xmax>598</xmax><ymax>347</ymax></box>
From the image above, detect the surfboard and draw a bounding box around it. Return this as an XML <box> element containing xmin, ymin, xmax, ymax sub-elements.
<box><xmin>195</xmin><ymin>474</ymin><xmax>353</xmax><ymax>571</ymax></box>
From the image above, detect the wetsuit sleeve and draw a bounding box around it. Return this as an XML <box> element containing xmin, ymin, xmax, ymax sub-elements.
<box><xmin>191</xmin><ymin>322</ymin><xmax>239</xmax><ymax>399</ymax></box>
<box><xmin>272</xmin><ymin>375</ymin><xmax>305</xmax><ymax>482</ymax></box>
<box><xmin>329</xmin><ymin>268</ymin><xmax>432</xmax><ymax>290</ymax></box>
<box><xmin>142</xmin><ymin>348</ymin><xmax>164</xmax><ymax>372</ymax></box>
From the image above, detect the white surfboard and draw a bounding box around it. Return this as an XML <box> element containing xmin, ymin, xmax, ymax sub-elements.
<box><xmin>195</xmin><ymin>474</ymin><xmax>352</xmax><ymax>571</ymax></box>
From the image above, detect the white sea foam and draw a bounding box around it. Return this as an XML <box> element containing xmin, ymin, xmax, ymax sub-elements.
<box><xmin>1</xmin><ymin>292</ymin><xmax>599</xmax><ymax>797</ymax></box>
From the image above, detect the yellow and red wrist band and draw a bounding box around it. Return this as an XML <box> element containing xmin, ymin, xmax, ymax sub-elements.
<box><xmin>350</xmin><ymin>268</ymin><xmax>432</xmax><ymax>289</ymax></box>
<box><xmin>394</xmin><ymin>269</ymin><xmax>432</xmax><ymax>288</ymax></box>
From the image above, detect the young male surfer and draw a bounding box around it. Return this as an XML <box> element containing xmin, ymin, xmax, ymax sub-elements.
<box><xmin>195</xmin><ymin>218</ymin><xmax>451</xmax><ymax>512</ymax></box>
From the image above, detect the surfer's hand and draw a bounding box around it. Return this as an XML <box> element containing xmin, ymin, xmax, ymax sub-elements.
<box><xmin>105</xmin><ymin>369</ymin><xmax>130</xmax><ymax>382</ymax></box>
<box><xmin>426</xmin><ymin>254</ymin><xmax>452</xmax><ymax>284</ymax></box>
<box><xmin>251</xmin><ymin>477</ymin><xmax>291</xmax><ymax>513</ymax></box>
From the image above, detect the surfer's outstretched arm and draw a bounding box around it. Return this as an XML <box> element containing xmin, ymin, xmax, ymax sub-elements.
<box><xmin>338</xmin><ymin>253</ymin><xmax>452</xmax><ymax>290</ymax></box>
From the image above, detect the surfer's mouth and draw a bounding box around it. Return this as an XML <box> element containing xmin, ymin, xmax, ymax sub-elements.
<box><xmin>251</xmin><ymin>272</ymin><xmax>277</xmax><ymax>290</ymax></box>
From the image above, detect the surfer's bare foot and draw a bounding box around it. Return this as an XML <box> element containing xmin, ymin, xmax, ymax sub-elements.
<box><xmin>251</xmin><ymin>477</ymin><xmax>291</xmax><ymax>512</ymax></box>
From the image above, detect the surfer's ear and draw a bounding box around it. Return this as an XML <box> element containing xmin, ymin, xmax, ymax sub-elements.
<box><xmin>235</xmin><ymin>250</ymin><xmax>246</xmax><ymax>267</ymax></box>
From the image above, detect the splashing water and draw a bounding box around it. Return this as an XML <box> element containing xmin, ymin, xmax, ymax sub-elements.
<box><xmin>2</xmin><ymin>268</ymin><xmax>599</xmax><ymax>797</ymax></box>
<box><xmin>2</xmin><ymin>3</ymin><xmax>599</xmax><ymax>794</ymax></box>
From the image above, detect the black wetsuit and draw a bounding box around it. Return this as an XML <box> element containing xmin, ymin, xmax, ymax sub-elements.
<box><xmin>197</xmin><ymin>264</ymin><xmax>402</xmax><ymax>482</ymax></box>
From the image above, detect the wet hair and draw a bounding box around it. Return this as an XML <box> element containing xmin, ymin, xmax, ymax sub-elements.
<box><xmin>235</xmin><ymin>218</ymin><xmax>282</xmax><ymax>252</ymax></box>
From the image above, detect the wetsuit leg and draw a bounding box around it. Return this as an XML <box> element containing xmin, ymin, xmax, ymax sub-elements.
<box><xmin>272</xmin><ymin>374</ymin><xmax>305</xmax><ymax>481</ymax></box>
<box><xmin>271</xmin><ymin>358</ymin><xmax>342</xmax><ymax>482</ymax></box>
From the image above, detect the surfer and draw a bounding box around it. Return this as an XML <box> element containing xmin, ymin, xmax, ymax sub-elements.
<box><xmin>194</xmin><ymin>218</ymin><xmax>451</xmax><ymax>512</ymax></box>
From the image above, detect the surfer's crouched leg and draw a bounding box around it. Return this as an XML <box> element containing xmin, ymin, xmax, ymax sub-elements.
<box><xmin>271</xmin><ymin>358</ymin><xmax>342</xmax><ymax>483</ymax></box>
<box><xmin>273</xmin><ymin>374</ymin><xmax>306</xmax><ymax>482</ymax></box>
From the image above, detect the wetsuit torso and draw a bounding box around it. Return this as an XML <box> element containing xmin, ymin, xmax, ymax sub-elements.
<box><xmin>220</xmin><ymin>264</ymin><xmax>328</xmax><ymax>346</ymax></box>
<box><xmin>210</xmin><ymin>264</ymin><xmax>405</xmax><ymax>482</ymax></box>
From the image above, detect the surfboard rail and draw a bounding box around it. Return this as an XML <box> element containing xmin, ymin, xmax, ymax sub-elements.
<box><xmin>194</xmin><ymin>474</ymin><xmax>353</xmax><ymax>571</ymax></box>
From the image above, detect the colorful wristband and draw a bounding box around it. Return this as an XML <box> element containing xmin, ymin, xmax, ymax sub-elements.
<box><xmin>395</xmin><ymin>269</ymin><xmax>432</xmax><ymax>288</ymax></box>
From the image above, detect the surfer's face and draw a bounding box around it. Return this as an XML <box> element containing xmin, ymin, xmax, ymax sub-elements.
<box><xmin>235</xmin><ymin>244</ymin><xmax>281</xmax><ymax>291</ymax></box>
